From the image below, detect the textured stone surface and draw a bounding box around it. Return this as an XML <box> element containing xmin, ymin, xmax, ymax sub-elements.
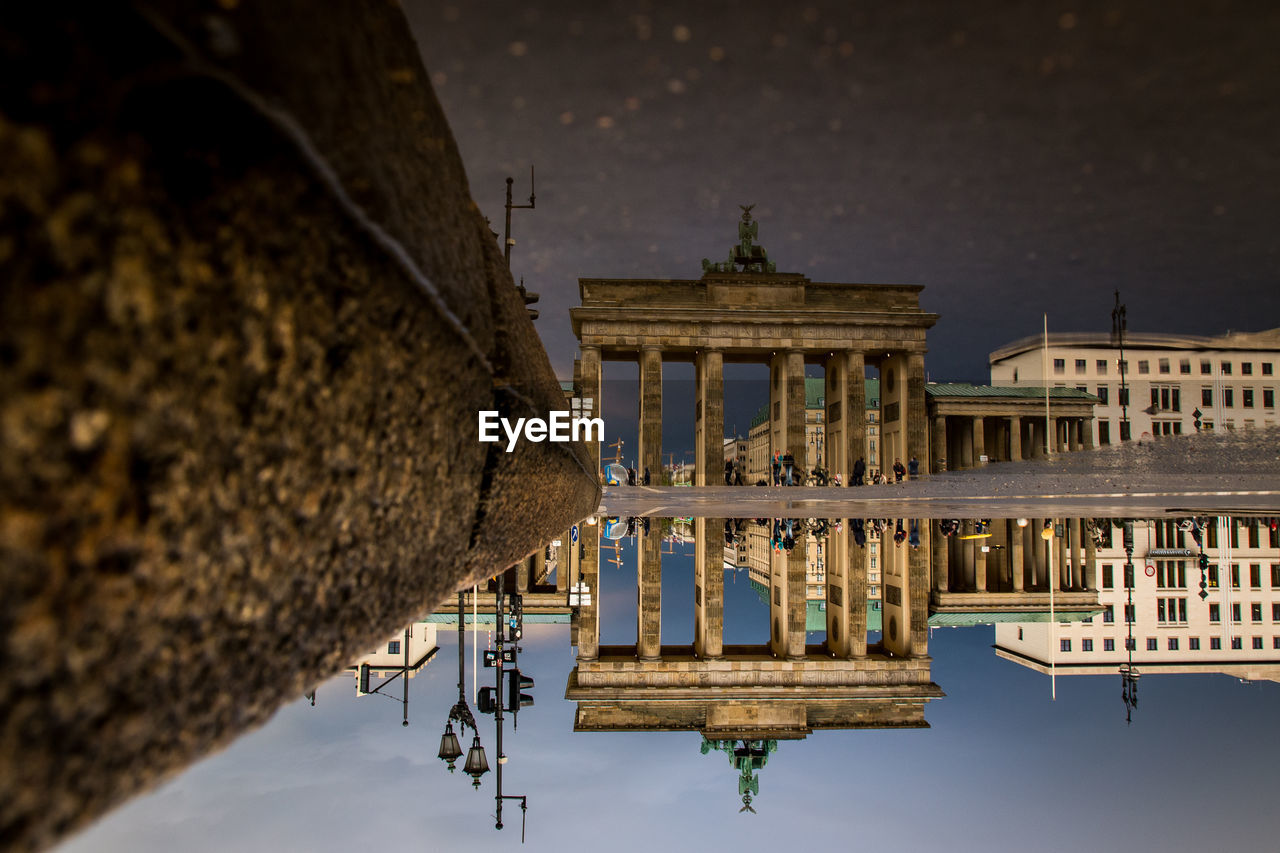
<box><xmin>0</xmin><ymin>5</ymin><xmax>597</xmax><ymax>851</ymax></box>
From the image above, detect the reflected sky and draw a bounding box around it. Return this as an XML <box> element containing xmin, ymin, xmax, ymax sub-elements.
<box><xmin>62</xmin><ymin>517</ymin><xmax>1280</xmax><ymax>853</ymax></box>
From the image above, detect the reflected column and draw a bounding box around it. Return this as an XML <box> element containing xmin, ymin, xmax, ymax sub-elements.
<box><xmin>637</xmin><ymin>523</ymin><xmax>662</xmax><ymax>660</ymax></box>
<box><xmin>579</xmin><ymin>346</ymin><xmax>602</xmax><ymax>475</ymax></box>
<box><xmin>824</xmin><ymin>351</ymin><xmax>866</xmax><ymax>485</ymax></box>
<box><xmin>695</xmin><ymin>349</ymin><xmax>723</xmax><ymax>487</ymax></box>
<box><xmin>577</xmin><ymin>521</ymin><xmax>600</xmax><ymax>661</ymax></box>
<box><xmin>1009</xmin><ymin>415</ymin><xmax>1022</xmax><ymax>461</ymax></box>
<box><xmin>694</xmin><ymin>517</ymin><xmax>724</xmax><ymax>659</ymax></box>
<box><xmin>639</xmin><ymin>347</ymin><xmax>663</xmax><ymax>484</ymax></box>
<box><xmin>825</xmin><ymin>521</ymin><xmax>867</xmax><ymax>658</ymax></box>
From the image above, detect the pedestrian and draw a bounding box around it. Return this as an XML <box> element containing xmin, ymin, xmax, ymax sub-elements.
<box><xmin>908</xmin><ymin>456</ymin><xmax>919</xmax><ymax>478</ymax></box>
<box><xmin>643</xmin><ymin>466</ymin><xmax>650</xmax><ymax>486</ymax></box>
<box><xmin>892</xmin><ymin>458</ymin><xmax>906</xmax><ymax>483</ymax></box>
<box><xmin>782</xmin><ymin>450</ymin><xmax>795</xmax><ymax>486</ymax></box>
<box><xmin>771</xmin><ymin>452</ymin><xmax>781</xmax><ymax>486</ymax></box>
<box><xmin>627</xmin><ymin>466</ymin><xmax>636</xmax><ymax>486</ymax></box>
<box><xmin>852</xmin><ymin>457</ymin><xmax>865</xmax><ymax>487</ymax></box>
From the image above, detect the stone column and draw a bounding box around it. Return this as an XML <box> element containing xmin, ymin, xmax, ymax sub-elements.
<box><xmin>786</xmin><ymin>538</ymin><xmax>807</xmax><ymax>658</ymax></box>
<box><xmin>974</xmin><ymin>538</ymin><xmax>988</xmax><ymax>593</ymax></box>
<box><xmin>1070</xmin><ymin>520</ymin><xmax>1084</xmax><ymax>591</ymax></box>
<box><xmin>1083</xmin><ymin>524</ymin><xmax>1097</xmax><ymax>590</ymax></box>
<box><xmin>579</xmin><ymin>346</ymin><xmax>603</xmax><ymax>476</ymax></box>
<box><xmin>973</xmin><ymin>416</ymin><xmax>987</xmax><ymax>465</ymax></box>
<box><xmin>768</xmin><ymin>535</ymin><xmax>807</xmax><ymax>660</ymax></box>
<box><xmin>824</xmin><ymin>351</ymin><xmax>866</xmax><ymax>485</ymax></box>
<box><xmin>785</xmin><ymin>351</ymin><xmax>806</xmax><ymax>473</ymax></box>
<box><xmin>694</xmin><ymin>517</ymin><xmax>723</xmax><ymax>659</ymax></box>
<box><xmin>908</xmin><ymin>522</ymin><xmax>930</xmax><ymax>656</ymax></box>
<box><xmin>907</xmin><ymin>353</ymin><xmax>929</xmax><ymax>472</ymax></box>
<box><xmin>931</xmin><ymin>519</ymin><xmax>949</xmax><ymax>593</ymax></box>
<box><xmin>516</xmin><ymin>553</ymin><xmax>531</xmax><ymax>594</ymax></box>
<box><xmin>1080</xmin><ymin>416</ymin><xmax>1095</xmax><ymax>450</ymax></box>
<box><xmin>1010</xmin><ymin>415</ymin><xmax>1023</xmax><ymax>461</ymax></box>
<box><xmin>1031</xmin><ymin>519</ymin><xmax>1045</xmax><ymax>588</ymax></box>
<box><xmin>695</xmin><ymin>349</ymin><xmax>723</xmax><ymax>487</ymax></box>
<box><xmin>577</xmin><ymin>521</ymin><xmax>600</xmax><ymax>660</ymax></box>
<box><xmin>932</xmin><ymin>415</ymin><xmax>947</xmax><ymax>472</ymax></box>
<box><xmin>1056</xmin><ymin>526</ymin><xmax>1068</xmax><ymax>591</ymax></box>
<box><xmin>825</xmin><ymin>523</ymin><xmax>866</xmax><ymax>658</ymax></box>
<box><xmin>960</xmin><ymin>418</ymin><xmax>974</xmax><ymax>468</ymax></box>
<box><xmin>638</xmin><ymin>346</ymin><xmax>662</xmax><ymax>484</ymax></box>
<box><xmin>1010</xmin><ymin>521</ymin><xmax>1025</xmax><ymax>591</ymax></box>
<box><xmin>637</xmin><ymin>524</ymin><xmax>662</xmax><ymax>659</ymax></box>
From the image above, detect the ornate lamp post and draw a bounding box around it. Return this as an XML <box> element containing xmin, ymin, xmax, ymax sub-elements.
<box><xmin>440</xmin><ymin>591</ymin><xmax>487</xmax><ymax>784</ymax></box>
<box><xmin>1111</xmin><ymin>291</ymin><xmax>1131</xmax><ymax>441</ymax></box>
<box><xmin>1119</xmin><ymin>520</ymin><xmax>1140</xmax><ymax>723</ymax></box>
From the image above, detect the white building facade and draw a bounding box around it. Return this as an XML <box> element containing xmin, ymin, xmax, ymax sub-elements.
<box><xmin>989</xmin><ymin>329</ymin><xmax>1280</xmax><ymax>446</ymax></box>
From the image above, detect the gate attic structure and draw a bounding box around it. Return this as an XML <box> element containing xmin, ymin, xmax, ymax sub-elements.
<box><xmin>570</xmin><ymin>209</ymin><xmax>938</xmax><ymax>486</ymax></box>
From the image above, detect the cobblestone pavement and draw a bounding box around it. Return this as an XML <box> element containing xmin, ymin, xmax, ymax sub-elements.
<box><xmin>600</xmin><ymin>430</ymin><xmax>1280</xmax><ymax>518</ymax></box>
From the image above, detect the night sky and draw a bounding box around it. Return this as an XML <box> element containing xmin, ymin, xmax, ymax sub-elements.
<box><xmin>404</xmin><ymin>0</ymin><xmax>1280</xmax><ymax>384</ymax></box>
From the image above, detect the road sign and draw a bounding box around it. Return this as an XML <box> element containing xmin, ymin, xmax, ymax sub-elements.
<box><xmin>1145</xmin><ymin>564</ymin><xmax>1156</xmax><ymax>577</ymax></box>
<box><xmin>571</xmin><ymin>524</ymin><xmax>579</xmax><ymax>544</ymax></box>
<box><xmin>483</xmin><ymin>648</ymin><xmax>515</xmax><ymax>667</ymax></box>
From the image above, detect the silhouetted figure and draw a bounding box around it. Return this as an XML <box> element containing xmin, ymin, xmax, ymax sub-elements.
<box><xmin>892</xmin><ymin>458</ymin><xmax>906</xmax><ymax>483</ymax></box>
<box><xmin>627</xmin><ymin>467</ymin><xmax>636</xmax><ymax>486</ymax></box>
<box><xmin>908</xmin><ymin>456</ymin><xmax>919</xmax><ymax>477</ymax></box>
<box><xmin>643</xmin><ymin>466</ymin><xmax>651</xmax><ymax>486</ymax></box>
<box><xmin>852</xmin><ymin>457</ymin><xmax>865</xmax><ymax>487</ymax></box>
<box><xmin>781</xmin><ymin>451</ymin><xmax>796</xmax><ymax>486</ymax></box>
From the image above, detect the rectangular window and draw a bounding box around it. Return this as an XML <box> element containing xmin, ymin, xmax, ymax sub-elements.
<box><xmin>1099</xmin><ymin>421</ymin><xmax>1111</xmax><ymax>445</ymax></box>
<box><xmin>1103</xmin><ymin>605</ymin><xmax>1115</xmax><ymax>623</ymax></box>
<box><xmin>1265</xmin><ymin>389</ymin><xmax>1275</xmax><ymax>409</ymax></box>
<box><xmin>1138</xmin><ymin>360</ymin><xmax>1150</xmax><ymax>374</ymax></box>
<box><xmin>1168</xmin><ymin>637</ymin><xmax>1179</xmax><ymax>650</ymax></box>
<box><xmin>1244</xmin><ymin>389</ymin><xmax>1254</xmax><ymax>408</ymax></box>
<box><xmin>1118</xmin><ymin>387</ymin><xmax>1129</xmax><ymax>406</ymax></box>
<box><xmin>1209</xmin><ymin>565</ymin><xmax>1219</xmax><ymax>588</ymax></box>
<box><xmin>1252</xmin><ymin>603</ymin><xmax>1263</xmax><ymax>622</ymax></box>
<box><xmin>387</xmin><ymin>641</ymin><xmax>401</xmax><ymax>655</ymax></box>
<box><xmin>1275</xmin><ymin>637</ymin><xmax>1280</xmax><ymax>650</ymax></box>
<box><xmin>1124</xmin><ymin>603</ymin><xmax>1135</xmax><ymax>623</ymax></box>
<box><xmin>1232</xmin><ymin>602</ymin><xmax>1241</xmax><ymax>622</ymax></box>
<box><xmin>1250</xmin><ymin>563</ymin><xmax>1261</xmax><ymax>586</ymax></box>
<box><xmin>1231</xmin><ymin>637</ymin><xmax>1243</xmax><ymax>650</ymax></box>
<box><xmin>1189</xmin><ymin>637</ymin><xmax>1200</xmax><ymax>650</ymax></box>
<box><xmin>1158</xmin><ymin>358</ymin><xmax>1170</xmax><ymax>374</ymax></box>
<box><xmin>1232</xmin><ymin>564</ymin><xmax>1240</xmax><ymax>588</ymax></box>
<box><xmin>1211</xmin><ymin>637</ymin><xmax>1221</xmax><ymax>649</ymax></box>
<box><xmin>1242</xmin><ymin>362</ymin><xmax>1253</xmax><ymax>376</ymax></box>
<box><xmin>1146</xmin><ymin>638</ymin><xmax>1158</xmax><ymax>651</ymax></box>
<box><xmin>1201</xmin><ymin>360</ymin><xmax>1212</xmax><ymax>374</ymax></box>
<box><xmin>1075</xmin><ymin>358</ymin><xmax>1087</xmax><ymax>374</ymax></box>
<box><xmin>1104</xmin><ymin>638</ymin><xmax>1115</xmax><ymax>651</ymax></box>
<box><xmin>1202</xmin><ymin>387</ymin><xmax>1213</xmax><ymax>406</ymax></box>
<box><xmin>1102</xmin><ymin>564</ymin><xmax>1113</xmax><ymax>589</ymax></box>
<box><xmin>1273</xmin><ymin>603</ymin><xmax>1280</xmax><ymax>622</ymax></box>
<box><xmin>1096</xmin><ymin>385</ymin><xmax>1109</xmax><ymax>405</ymax></box>
<box><xmin>1209</xmin><ymin>603</ymin><xmax>1221</xmax><ymax>622</ymax></box>
<box><xmin>1053</xmin><ymin>358</ymin><xmax>1065</xmax><ymax>374</ymax></box>
<box><xmin>1263</xmin><ymin>363</ymin><xmax>1273</xmax><ymax>376</ymax></box>
<box><xmin>1179</xmin><ymin>358</ymin><xmax>1191</xmax><ymax>375</ymax></box>
<box><xmin>1272</xmin><ymin>564</ymin><xmax>1280</xmax><ymax>587</ymax></box>
<box><xmin>1221</xmin><ymin>361</ymin><xmax>1233</xmax><ymax>375</ymax></box>
<box><xmin>1082</xmin><ymin>638</ymin><xmax>1094</xmax><ymax>652</ymax></box>
<box><xmin>1061</xmin><ymin>639</ymin><xmax>1071</xmax><ymax>652</ymax></box>
<box><xmin>1097</xmin><ymin>359</ymin><xmax>1108</xmax><ymax>375</ymax></box>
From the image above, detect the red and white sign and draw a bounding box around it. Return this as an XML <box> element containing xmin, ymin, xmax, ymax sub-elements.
<box><xmin>1145</xmin><ymin>564</ymin><xmax>1156</xmax><ymax>577</ymax></box>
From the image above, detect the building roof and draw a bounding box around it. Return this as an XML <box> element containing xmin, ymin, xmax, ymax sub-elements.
<box><xmin>749</xmin><ymin>378</ymin><xmax>880</xmax><ymax>428</ymax></box>
<box><xmin>926</xmin><ymin>383</ymin><xmax>1098</xmax><ymax>401</ymax></box>
<box><xmin>989</xmin><ymin>328</ymin><xmax>1280</xmax><ymax>364</ymax></box>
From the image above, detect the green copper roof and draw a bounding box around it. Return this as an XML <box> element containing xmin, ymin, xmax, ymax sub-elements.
<box><xmin>927</xmin><ymin>609</ymin><xmax>1103</xmax><ymax>626</ymax></box>
<box><xmin>749</xmin><ymin>578</ymin><xmax>882</xmax><ymax>632</ymax></box>
<box><xmin>925</xmin><ymin>383</ymin><xmax>1098</xmax><ymax>401</ymax></box>
<box><xmin>748</xmin><ymin>378</ymin><xmax>880</xmax><ymax>428</ymax></box>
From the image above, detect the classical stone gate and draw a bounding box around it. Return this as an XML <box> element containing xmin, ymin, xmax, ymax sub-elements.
<box><xmin>570</xmin><ymin>208</ymin><xmax>938</xmax><ymax>485</ymax></box>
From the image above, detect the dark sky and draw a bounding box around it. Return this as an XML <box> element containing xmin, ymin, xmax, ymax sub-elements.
<box><xmin>405</xmin><ymin>0</ymin><xmax>1279</xmax><ymax>383</ymax></box>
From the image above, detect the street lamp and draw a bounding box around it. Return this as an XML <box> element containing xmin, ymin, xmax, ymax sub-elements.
<box><xmin>437</xmin><ymin>722</ymin><xmax>462</xmax><ymax>770</ymax></box>
<box><xmin>1119</xmin><ymin>520</ymin><xmax>1140</xmax><ymax>723</ymax></box>
<box><xmin>463</xmin><ymin>733</ymin><xmax>490</xmax><ymax>788</ymax></box>
<box><xmin>440</xmin><ymin>591</ymin><xmax>486</xmax><ymax>780</ymax></box>
<box><xmin>1111</xmin><ymin>291</ymin><xmax>1131</xmax><ymax>441</ymax></box>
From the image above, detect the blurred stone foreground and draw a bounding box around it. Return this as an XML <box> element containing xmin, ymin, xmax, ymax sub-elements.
<box><xmin>0</xmin><ymin>3</ymin><xmax>600</xmax><ymax>849</ymax></box>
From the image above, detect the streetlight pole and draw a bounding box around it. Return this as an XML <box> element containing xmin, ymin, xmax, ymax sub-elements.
<box><xmin>1119</xmin><ymin>520</ymin><xmax>1139</xmax><ymax>723</ymax></box>
<box><xmin>1112</xmin><ymin>291</ymin><xmax>1130</xmax><ymax>441</ymax></box>
<box><xmin>503</xmin><ymin>167</ymin><xmax>536</xmax><ymax>270</ymax></box>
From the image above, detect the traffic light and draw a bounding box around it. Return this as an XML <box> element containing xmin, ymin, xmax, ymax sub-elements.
<box><xmin>508</xmin><ymin>670</ymin><xmax>534</xmax><ymax>711</ymax></box>
<box><xmin>358</xmin><ymin>663</ymin><xmax>371</xmax><ymax>695</ymax></box>
<box><xmin>1198</xmin><ymin>553</ymin><xmax>1210</xmax><ymax>600</ymax></box>
<box><xmin>478</xmin><ymin>686</ymin><xmax>498</xmax><ymax>715</ymax></box>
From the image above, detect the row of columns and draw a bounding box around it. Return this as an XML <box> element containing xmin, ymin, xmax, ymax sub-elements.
<box><xmin>932</xmin><ymin>518</ymin><xmax>1097</xmax><ymax>593</ymax></box>
<box><xmin>933</xmin><ymin>414</ymin><xmax>1094</xmax><ymax>470</ymax></box>
<box><xmin>579</xmin><ymin>346</ymin><xmax>929</xmax><ymax>487</ymax></box>
<box><xmin>574</xmin><ymin>517</ymin><xmax>931</xmax><ymax>662</ymax></box>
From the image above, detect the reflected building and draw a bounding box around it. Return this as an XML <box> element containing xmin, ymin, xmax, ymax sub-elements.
<box><xmin>347</xmin><ymin>622</ymin><xmax>439</xmax><ymax>690</ymax></box>
<box><xmin>997</xmin><ymin>517</ymin><xmax>1280</xmax><ymax>683</ymax></box>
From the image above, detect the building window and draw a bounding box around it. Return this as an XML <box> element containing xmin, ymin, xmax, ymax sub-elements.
<box><xmin>1273</xmin><ymin>603</ymin><xmax>1280</xmax><ymax>621</ymax></box>
<box><xmin>1221</xmin><ymin>361</ymin><xmax>1232</xmax><ymax>375</ymax></box>
<box><xmin>1272</xmin><ymin>563</ymin><xmax>1280</xmax><ymax>587</ymax></box>
<box><xmin>1252</xmin><ymin>637</ymin><xmax>1263</xmax><ymax>649</ymax></box>
<box><xmin>387</xmin><ymin>641</ymin><xmax>401</xmax><ymax>655</ymax></box>
<box><xmin>1097</xmin><ymin>386</ymin><xmax>1109</xmax><ymax>405</ymax></box>
<box><xmin>1104</xmin><ymin>638</ymin><xmax>1115</xmax><ymax>651</ymax></box>
<box><xmin>1263</xmin><ymin>363</ymin><xmax>1273</xmax><ymax>376</ymax></box>
<box><xmin>1103</xmin><ymin>604</ymin><xmax>1115</xmax><ymax>623</ymax></box>
<box><xmin>1018</xmin><ymin>627</ymin><xmax>1023</xmax><ymax>640</ymax></box>
<box><xmin>1124</xmin><ymin>604</ymin><xmax>1135</xmax><ymax>623</ymax></box>
<box><xmin>1265</xmin><ymin>389</ymin><xmax>1275</xmax><ymax>409</ymax></box>
<box><xmin>1223</xmin><ymin>388</ymin><xmax>1234</xmax><ymax>407</ymax></box>
<box><xmin>1168</xmin><ymin>637</ymin><xmax>1179</xmax><ymax>650</ymax></box>
<box><xmin>1158</xmin><ymin>597</ymin><xmax>1187</xmax><ymax>623</ymax></box>
<box><xmin>1098</xmin><ymin>421</ymin><xmax>1111</xmax><ymax>445</ymax></box>
<box><xmin>1158</xmin><ymin>358</ymin><xmax>1170</xmax><ymax>374</ymax></box>
<box><xmin>1061</xmin><ymin>639</ymin><xmax>1071</xmax><ymax>652</ymax></box>
<box><xmin>1118</xmin><ymin>387</ymin><xmax>1129</xmax><ymax>406</ymax></box>
<box><xmin>1189</xmin><ymin>637</ymin><xmax>1200</xmax><ymax>650</ymax></box>
<box><xmin>1251</xmin><ymin>562</ymin><xmax>1261</xmax><ymax>586</ymax></box>
<box><xmin>1209</xmin><ymin>565</ymin><xmax>1219</xmax><ymax>588</ymax></box>
<box><xmin>1231</xmin><ymin>637</ymin><xmax>1243</xmax><ymax>650</ymax></box>
<box><xmin>1053</xmin><ymin>358</ymin><xmax>1065</xmax><ymax>374</ymax></box>
<box><xmin>1231</xmin><ymin>602</ymin><xmax>1241</xmax><ymax>622</ymax></box>
<box><xmin>1210</xmin><ymin>637</ymin><xmax>1221</xmax><ymax>649</ymax></box>
<box><xmin>1075</xmin><ymin>358</ymin><xmax>1087</xmax><ymax>374</ymax></box>
<box><xmin>1252</xmin><ymin>603</ymin><xmax>1263</xmax><ymax>621</ymax></box>
<box><xmin>1202</xmin><ymin>388</ymin><xmax>1213</xmax><ymax>406</ymax></box>
<box><xmin>1209</xmin><ymin>603</ymin><xmax>1221</xmax><ymax>622</ymax></box>
<box><xmin>1179</xmin><ymin>358</ymin><xmax>1191</xmax><ymax>374</ymax></box>
<box><xmin>1081</xmin><ymin>638</ymin><xmax>1094</xmax><ymax>652</ymax></box>
<box><xmin>1138</xmin><ymin>360</ymin><xmax>1150</xmax><ymax>374</ymax></box>
<box><xmin>1242</xmin><ymin>362</ymin><xmax>1253</xmax><ymax>376</ymax></box>
<box><xmin>1119</xmin><ymin>359</ymin><xmax>1128</xmax><ymax>376</ymax></box>
<box><xmin>1102</xmin><ymin>564</ymin><xmax>1113</xmax><ymax>589</ymax></box>
<box><xmin>1096</xmin><ymin>359</ymin><xmax>1108</xmax><ymax>375</ymax></box>
<box><xmin>1201</xmin><ymin>360</ymin><xmax>1212</xmax><ymax>374</ymax></box>
<box><xmin>1145</xmin><ymin>637</ymin><xmax>1157</xmax><ymax>650</ymax></box>
<box><xmin>1244</xmin><ymin>389</ymin><xmax>1255</xmax><ymax>408</ymax></box>
<box><xmin>1274</xmin><ymin>637</ymin><xmax>1280</xmax><ymax>649</ymax></box>
<box><xmin>1232</xmin><ymin>564</ymin><xmax>1241</xmax><ymax>588</ymax></box>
